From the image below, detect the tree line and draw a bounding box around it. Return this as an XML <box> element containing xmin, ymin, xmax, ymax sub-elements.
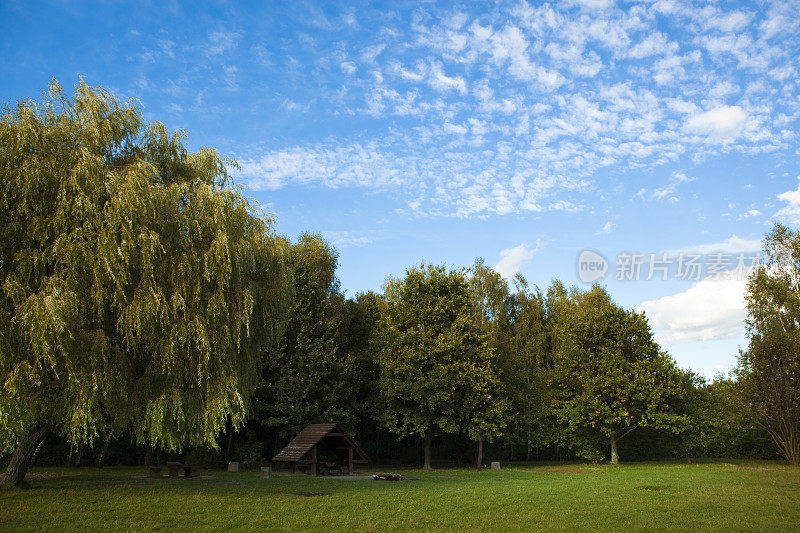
<box><xmin>1</xmin><ymin>81</ymin><xmax>797</xmax><ymax>485</ymax></box>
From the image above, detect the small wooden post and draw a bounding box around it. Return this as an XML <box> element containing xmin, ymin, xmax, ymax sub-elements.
<box><xmin>311</xmin><ymin>445</ymin><xmax>317</xmax><ymax>477</ymax></box>
<box><xmin>348</xmin><ymin>447</ymin><xmax>354</xmax><ymax>475</ymax></box>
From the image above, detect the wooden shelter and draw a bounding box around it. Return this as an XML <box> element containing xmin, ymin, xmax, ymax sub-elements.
<box><xmin>271</xmin><ymin>423</ymin><xmax>369</xmax><ymax>476</ymax></box>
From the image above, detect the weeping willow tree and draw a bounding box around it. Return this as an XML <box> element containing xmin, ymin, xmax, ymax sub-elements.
<box><xmin>0</xmin><ymin>80</ymin><xmax>291</xmax><ymax>485</ymax></box>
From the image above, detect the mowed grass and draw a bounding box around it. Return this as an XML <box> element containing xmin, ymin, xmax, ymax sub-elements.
<box><xmin>1</xmin><ymin>461</ymin><xmax>798</xmax><ymax>531</ymax></box>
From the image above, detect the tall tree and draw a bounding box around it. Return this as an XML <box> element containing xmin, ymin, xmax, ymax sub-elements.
<box><xmin>551</xmin><ymin>285</ymin><xmax>687</xmax><ymax>464</ymax></box>
<box><xmin>257</xmin><ymin>234</ymin><xmax>379</xmax><ymax>441</ymax></box>
<box><xmin>737</xmin><ymin>224</ymin><xmax>800</xmax><ymax>465</ymax></box>
<box><xmin>505</xmin><ymin>277</ymin><xmax>555</xmax><ymax>459</ymax></box>
<box><xmin>377</xmin><ymin>264</ymin><xmax>504</xmax><ymax>469</ymax></box>
<box><xmin>0</xmin><ymin>80</ymin><xmax>291</xmax><ymax>485</ymax></box>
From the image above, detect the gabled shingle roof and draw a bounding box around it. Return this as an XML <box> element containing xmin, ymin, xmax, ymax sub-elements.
<box><xmin>271</xmin><ymin>423</ymin><xmax>370</xmax><ymax>463</ymax></box>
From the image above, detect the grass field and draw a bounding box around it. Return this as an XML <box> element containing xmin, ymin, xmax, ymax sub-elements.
<box><xmin>1</xmin><ymin>461</ymin><xmax>798</xmax><ymax>531</ymax></box>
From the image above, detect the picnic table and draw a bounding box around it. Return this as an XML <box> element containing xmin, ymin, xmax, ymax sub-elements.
<box><xmin>297</xmin><ymin>461</ymin><xmax>343</xmax><ymax>476</ymax></box>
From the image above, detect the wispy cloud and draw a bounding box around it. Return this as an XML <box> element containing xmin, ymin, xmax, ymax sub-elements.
<box><xmin>322</xmin><ymin>231</ymin><xmax>373</xmax><ymax>249</ymax></box>
<box><xmin>121</xmin><ymin>1</ymin><xmax>799</xmax><ymax>219</ymax></box>
<box><xmin>203</xmin><ymin>31</ymin><xmax>241</xmax><ymax>57</ymax></box>
<box><xmin>235</xmin><ymin>139</ymin><xmax>589</xmax><ymax>217</ymax></box>
<box><xmin>668</xmin><ymin>235</ymin><xmax>762</xmax><ymax>256</ymax></box>
<box><xmin>494</xmin><ymin>243</ymin><xmax>539</xmax><ymax>278</ymax></box>
<box><xmin>596</xmin><ymin>221</ymin><xmax>613</xmax><ymax>235</ymax></box>
<box><xmin>652</xmin><ymin>171</ymin><xmax>696</xmax><ymax>201</ymax></box>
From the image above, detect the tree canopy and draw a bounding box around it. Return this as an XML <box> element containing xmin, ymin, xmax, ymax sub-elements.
<box><xmin>550</xmin><ymin>285</ymin><xmax>687</xmax><ymax>464</ymax></box>
<box><xmin>737</xmin><ymin>223</ymin><xmax>800</xmax><ymax>465</ymax></box>
<box><xmin>0</xmin><ymin>80</ymin><xmax>291</xmax><ymax>484</ymax></box>
<box><xmin>377</xmin><ymin>264</ymin><xmax>504</xmax><ymax>469</ymax></box>
<box><xmin>255</xmin><ymin>233</ymin><xmax>380</xmax><ymax>438</ymax></box>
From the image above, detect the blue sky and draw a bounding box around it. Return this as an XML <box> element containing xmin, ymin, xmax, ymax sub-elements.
<box><xmin>2</xmin><ymin>0</ymin><xmax>799</xmax><ymax>378</ymax></box>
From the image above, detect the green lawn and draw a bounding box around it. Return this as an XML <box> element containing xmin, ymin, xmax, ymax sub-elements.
<box><xmin>1</xmin><ymin>461</ymin><xmax>798</xmax><ymax>531</ymax></box>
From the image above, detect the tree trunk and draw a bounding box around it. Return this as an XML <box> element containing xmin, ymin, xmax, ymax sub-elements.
<box><xmin>97</xmin><ymin>432</ymin><xmax>113</xmax><ymax>469</ymax></box>
<box><xmin>31</xmin><ymin>440</ymin><xmax>45</xmax><ymax>466</ymax></box>
<box><xmin>526</xmin><ymin>440</ymin><xmax>532</xmax><ymax>462</ymax></box>
<box><xmin>423</xmin><ymin>431</ymin><xmax>432</xmax><ymax>470</ymax></box>
<box><xmin>144</xmin><ymin>445</ymin><xmax>153</xmax><ymax>468</ymax></box>
<box><xmin>225</xmin><ymin>419</ymin><xmax>234</xmax><ymax>462</ymax></box>
<box><xmin>610</xmin><ymin>432</ymin><xmax>619</xmax><ymax>465</ymax></box>
<box><xmin>73</xmin><ymin>445</ymin><xmax>83</xmax><ymax>468</ymax></box>
<box><xmin>2</xmin><ymin>424</ymin><xmax>49</xmax><ymax>487</ymax></box>
<box><xmin>476</xmin><ymin>438</ymin><xmax>483</xmax><ymax>471</ymax></box>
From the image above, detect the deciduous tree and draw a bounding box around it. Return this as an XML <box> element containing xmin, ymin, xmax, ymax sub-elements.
<box><xmin>0</xmin><ymin>80</ymin><xmax>290</xmax><ymax>485</ymax></box>
<box><xmin>738</xmin><ymin>224</ymin><xmax>800</xmax><ymax>465</ymax></box>
<box><xmin>377</xmin><ymin>264</ymin><xmax>504</xmax><ymax>469</ymax></box>
<box><xmin>551</xmin><ymin>285</ymin><xmax>687</xmax><ymax>464</ymax></box>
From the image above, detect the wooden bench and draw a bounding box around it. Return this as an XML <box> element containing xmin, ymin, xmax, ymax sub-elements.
<box><xmin>149</xmin><ymin>466</ymin><xmax>163</xmax><ymax>477</ymax></box>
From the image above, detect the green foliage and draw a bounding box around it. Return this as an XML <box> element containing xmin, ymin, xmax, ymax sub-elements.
<box><xmin>670</xmin><ymin>373</ymin><xmax>772</xmax><ymax>460</ymax></box>
<box><xmin>0</xmin><ymin>80</ymin><xmax>291</xmax><ymax>455</ymax></box>
<box><xmin>467</xmin><ymin>261</ymin><xmax>556</xmax><ymax>453</ymax></box>
<box><xmin>550</xmin><ymin>285</ymin><xmax>688</xmax><ymax>462</ymax></box>
<box><xmin>503</xmin><ymin>277</ymin><xmax>557</xmax><ymax>451</ymax></box>
<box><xmin>377</xmin><ymin>264</ymin><xmax>505</xmax><ymax>443</ymax></box>
<box><xmin>737</xmin><ymin>223</ymin><xmax>800</xmax><ymax>464</ymax></box>
<box><xmin>255</xmin><ymin>234</ymin><xmax>380</xmax><ymax>438</ymax></box>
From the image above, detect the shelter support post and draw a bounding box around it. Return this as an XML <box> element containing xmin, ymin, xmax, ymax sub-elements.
<box><xmin>348</xmin><ymin>447</ymin><xmax>354</xmax><ymax>475</ymax></box>
<box><xmin>311</xmin><ymin>445</ymin><xmax>317</xmax><ymax>477</ymax></box>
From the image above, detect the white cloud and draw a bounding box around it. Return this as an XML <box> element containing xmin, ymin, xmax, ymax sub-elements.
<box><xmin>428</xmin><ymin>61</ymin><xmax>467</xmax><ymax>94</ymax></box>
<box><xmin>774</xmin><ymin>179</ymin><xmax>800</xmax><ymax>224</ymax></box>
<box><xmin>494</xmin><ymin>244</ymin><xmax>538</xmax><ymax>278</ymax></box>
<box><xmin>568</xmin><ymin>0</ymin><xmax>615</xmax><ymax>9</ymax></box>
<box><xmin>628</xmin><ymin>32</ymin><xmax>674</xmax><ymax>59</ymax></box>
<box><xmin>669</xmin><ymin>235</ymin><xmax>762</xmax><ymax>255</ymax></box>
<box><xmin>684</xmin><ymin>106</ymin><xmax>748</xmax><ymax>139</ymax></box>
<box><xmin>640</xmin><ymin>268</ymin><xmax>749</xmax><ymax>344</ymax></box>
<box><xmin>322</xmin><ymin>231</ymin><xmax>372</xmax><ymax>248</ymax></box>
<box><xmin>203</xmin><ymin>31</ymin><xmax>241</xmax><ymax>57</ymax></box>
<box><xmin>596</xmin><ymin>221</ymin><xmax>613</xmax><ymax>235</ymax></box>
<box><xmin>652</xmin><ymin>171</ymin><xmax>695</xmax><ymax>201</ymax></box>
<box><xmin>235</xmin><ymin>140</ymin><xmax>587</xmax><ymax>217</ymax></box>
<box><xmin>359</xmin><ymin>44</ymin><xmax>386</xmax><ymax>63</ymax></box>
<box><xmin>216</xmin><ymin>1</ymin><xmax>796</xmax><ymax>219</ymax></box>
<box><xmin>443</xmin><ymin>122</ymin><xmax>468</xmax><ymax>135</ymax></box>
<box><xmin>280</xmin><ymin>99</ymin><xmax>311</xmax><ymax>113</ymax></box>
